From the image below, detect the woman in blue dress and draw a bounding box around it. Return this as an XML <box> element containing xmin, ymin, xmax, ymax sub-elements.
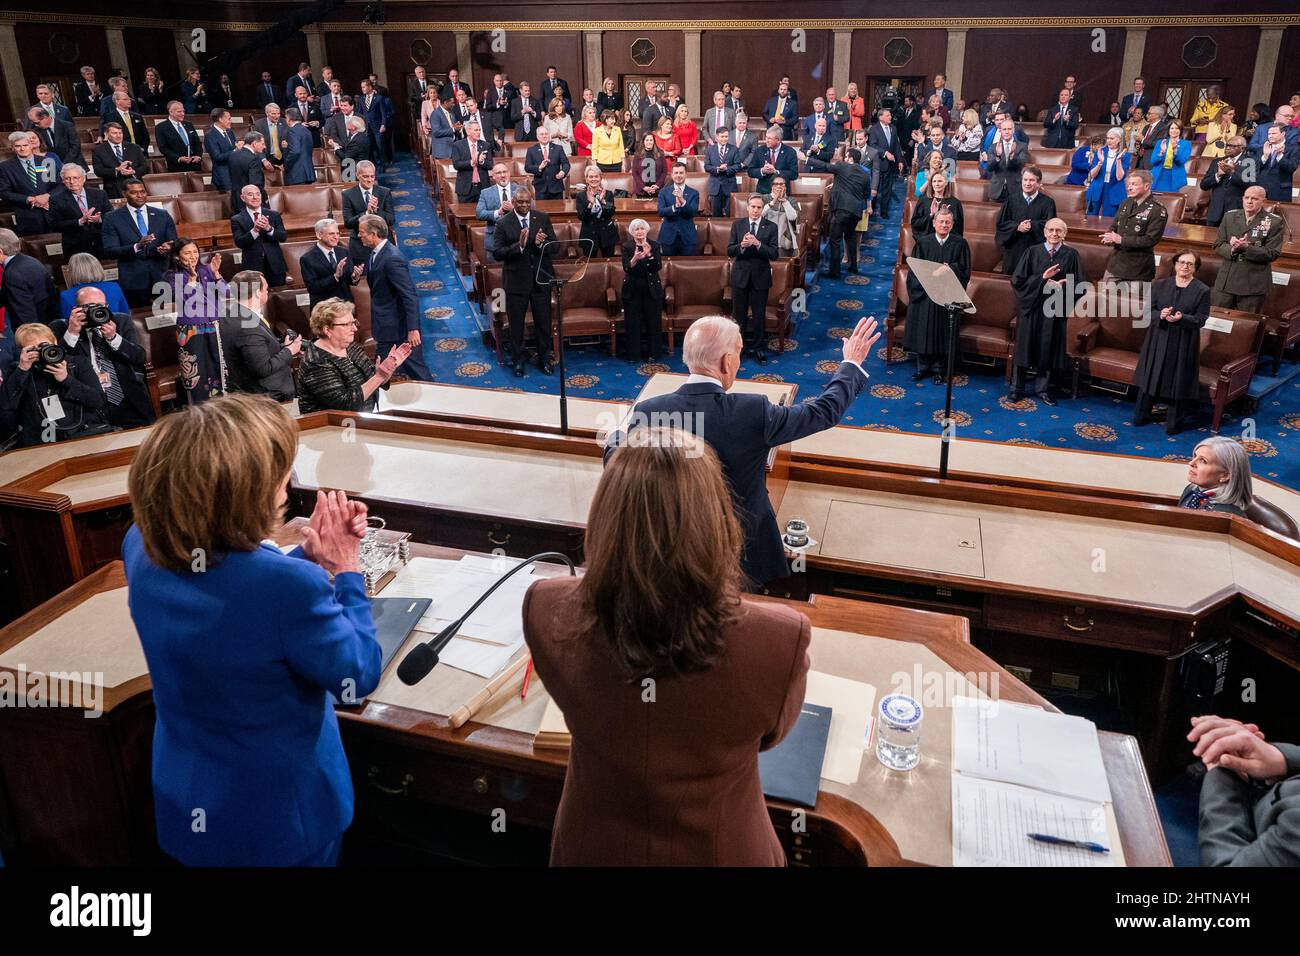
<box><xmin>1150</xmin><ymin>119</ymin><xmax>1192</xmax><ymax>192</ymax></box>
<box><xmin>1067</xmin><ymin>134</ymin><xmax>1103</xmax><ymax>186</ymax></box>
<box><xmin>1085</xmin><ymin>127</ymin><xmax>1130</xmax><ymax>217</ymax></box>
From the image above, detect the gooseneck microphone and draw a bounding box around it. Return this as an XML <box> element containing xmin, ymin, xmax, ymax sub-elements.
<box><xmin>395</xmin><ymin>552</ymin><xmax>576</xmax><ymax>685</ymax></box>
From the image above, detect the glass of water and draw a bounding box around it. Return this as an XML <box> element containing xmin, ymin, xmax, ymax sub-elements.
<box><xmin>876</xmin><ymin>694</ymin><xmax>923</xmax><ymax>771</ymax></box>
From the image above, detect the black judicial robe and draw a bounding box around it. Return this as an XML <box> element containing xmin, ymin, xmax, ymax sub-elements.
<box><xmin>903</xmin><ymin>232</ymin><xmax>971</xmax><ymax>357</ymax></box>
<box><xmin>995</xmin><ymin>191</ymin><xmax>1057</xmax><ymax>274</ymax></box>
<box><xmin>910</xmin><ymin>194</ymin><xmax>964</xmax><ymax>237</ymax></box>
<box><xmin>1133</xmin><ymin>277</ymin><xmax>1210</xmax><ymax>402</ymax></box>
<box><xmin>1010</xmin><ymin>242</ymin><xmax>1085</xmax><ymax>373</ymax></box>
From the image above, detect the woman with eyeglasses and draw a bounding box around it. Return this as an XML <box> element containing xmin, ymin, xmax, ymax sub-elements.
<box><xmin>296</xmin><ymin>298</ymin><xmax>410</xmax><ymax>413</ymax></box>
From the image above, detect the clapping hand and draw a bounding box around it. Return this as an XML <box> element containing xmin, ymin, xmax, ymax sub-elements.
<box><xmin>334</xmin><ymin>256</ymin><xmax>349</xmax><ymax>279</ymax></box>
<box><xmin>301</xmin><ymin>490</ymin><xmax>366</xmax><ymax>575</ymax></box>
<box><xmin>534</xmin><ymin>228</ymin><xmax>548</xmax><ymax>247</ymax></box>
<box><xmin>255</xmin><ymin>212</ymin><xmax>271</xmax><ymax>232</ymax></box>
<box><xmin>841</xmin><ymin>315</ymin><xmax>881</xmax><ymax>364</ymax></box>
<box><xmin>1017</xmin><ymin>219</ymin><xmax>1031</xmax><ymax>233</ymax></box>
<box><xmin>377</xmin><ymin>342</ymin><xmax>411</xmax><ymax>379</ymax></box>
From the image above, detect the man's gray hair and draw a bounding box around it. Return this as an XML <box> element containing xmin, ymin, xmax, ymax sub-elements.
<box><xmin>1195</xmin><ymin>437</ymin><xmax>1254</xmax><ymax>511</ymax></box>
<box><xmin>264</xmin><ymin>103</ymin><xmax>280</xmax><ymax>114</ymax></box>
<box><xmin>628</xmin><ymin>218</ymin><xmax>649</xmax><ymax>232</ymax></box>
<box><xmin>314</xmin><ymin>217</ymin><xmax>337</xmax><ymax>238</ymax></box>
<box><xmin>1151</xmin><ymin>105</ymin><xmax>1166</xmax><ymax>117</ymax></box>
<box><xmin>0</xmin><ymin>228</ymin><xmax>20</xmax><ymax>256</ymax></box>
<box><xmin>347</xmin><ymin>116</ymin><xmax>366</xmax><ymax>132</ymax></box>
<box><xmin>358</xmin><ymin>213</ymin><xmax>389</xmax><ymax>240</ymax></box>
<box><xmin>243</xmin><ymin>130</ymin><xmax>264</xmax><ymax>145</ymax></box>
<box><xmin>356</xmin><ymin>160</ymin><xmax>375</xmax><ymax>174</ymax></box>
<box><xmin>7</xmin><ymin>131</ymin><xmax>28</xmax><ymax>146</ymax></box>
<box><xmin>682</xmin><ymin>315</ymin><xmax>742</xmax><ymax>372</ymax></box>
<box><xmin>61</xmin><ymin>163</ymin><xmax>86</xmax><ymax>178</ymax></box>
<box><xmin>167</xmin><ymin>100</ymin><xmax>184</xmax><ymax>112</ymax></box>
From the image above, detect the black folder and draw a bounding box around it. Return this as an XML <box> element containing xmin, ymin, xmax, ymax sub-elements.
<box><xmin>332</xmin><ymin>596</ymin><xmax>432</xmax><ymax>706</ymax></box>
<box><xmin>758</xmin><ymin>702</ymin><xmax>832</xmax><ymax>808</ymax></box>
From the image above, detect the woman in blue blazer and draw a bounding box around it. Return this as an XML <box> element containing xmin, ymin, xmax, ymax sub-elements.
<box><xmin>1067</xmin><ymin>135</ymin><xmax>1102</xmax><ymax>186</ymax></box>
<box><xmin>122</xmin><ymin>394</ymin><xmax>382</xmax><ymax>866</ymax></box>
<box><xmin>1150</xmin><ymin>120</ymin><xmax>1192</xmax><ymax>192</ymax></box>
<box><xmin>1086</xmin><ymin>127</ymin><xmax>1131</xmax><ymax>217</ymax></box>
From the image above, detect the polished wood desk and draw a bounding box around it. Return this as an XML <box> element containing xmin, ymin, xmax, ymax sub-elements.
<box><xmin>177</xmin><ymin>213</ymin><xmax>332</xmax><ymax>249</ymax></box>
<box><xmin>0</xmin><ymin>528</ymin><xmax>1168</xmax><ymax>866</ymax></box>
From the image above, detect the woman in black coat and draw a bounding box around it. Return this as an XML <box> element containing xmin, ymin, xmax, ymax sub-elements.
<box><xmin>902</xmin><ymin>206</ymin><xmax>970</xmax><ymax>384</ymax></box>
<box><xmin>595</xmin><ymin>78</ymin><xmax>623</xmax><ymax>117</ymax></box>
<box><xmin>577</xmin><ymin>165</ymin><xmax>620</xmax><ymax>257</ymax></box>
<box><xmin>910</xmin><ymin>170</ymin><xmax>965</xmax><ymax>236</ymax></box>
<box><xmin>0</xmin><ymin>323</ymin><xmax>108</xmax><ymax>446</ymax></box>
<box><xmin>1133</xmin><ymin>248</ymin><xmax>1210</xmax><ymax>435</ymax></box>
<box><xmin>620</xmin><ymin>219</ymin><xmax>664</xmax><ymax>362</ymax></box>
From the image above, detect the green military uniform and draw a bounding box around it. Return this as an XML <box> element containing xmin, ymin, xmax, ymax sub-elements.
<box><xmin>1104</xmin><ymin>194</ymin><xmax>1168</xmax><ymax>281</ymax></box>
<box><xmin>1211</xmin><ymin>207</ymin><xmax>1284</xmax><ymax>314</ymax></box>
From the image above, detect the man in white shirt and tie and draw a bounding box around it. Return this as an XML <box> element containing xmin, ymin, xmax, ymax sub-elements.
<box><xmin>159</xmin><ymin>100</ymin><xmax>202</xmax><ymax>172</ymax></box>
<box><xmin>703</xmin><ymin>91</ymin><xmax>735</xmax><ymax>146</ymax></box>
<box><xmin>476</xmin><ymin>162</ymin><xmax>521</xmax><ymax>255</ymax></box>
<box><xmin>301</xmin><ymin>218</ymin><xmax>357</xmax><ymax>306</ymax></box>
<box><xmin>50</xmin><ymin>163</ymin><xmax>109</xmax><ymax>256</ymax></box>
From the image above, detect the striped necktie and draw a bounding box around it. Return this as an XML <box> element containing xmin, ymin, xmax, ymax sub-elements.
<box><xmin>91</xmin><ymin>334</ymin><xmax>123</xmax><ymax>405</ymax></box>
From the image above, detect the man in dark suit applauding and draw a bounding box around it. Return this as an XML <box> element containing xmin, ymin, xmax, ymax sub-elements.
<box><xmin>1042</xmin><ymin>89</ymin><xmax>1079</xmax><ymax>149</ymax></box>
<box><xmin>703</xmin><ymin>127</ymin><xmax>744</xmax><ymax>217</ymax></box>
<box><xmin>491</xmin><ymin>188</ymin><xmax>556</xmax><ymax>377</ymax></box>
<box><xmin>231</xmin><ymin>185</ymin><xmax>288</xmax><ymax>288</ymax></box>
<box><xmin>523</xmin><ymin>126</ymin><xmax>569</xmax><ymax>200</ymax></box>
<box><xmin>301</xmin><ymin>218</ymin><xmax>355</xmax><ymax>307</ymax></box>
<box><xmin>728</xmin><ymin>195</ymin><xmax>780</xmax><ymax>363</ymax></box>
<box><xmin>101</xmin><ymin>180</ymin><xmax>177</xmax><ymax>308</ymax></box>
<box><xmin>607</xmin><ymin>314</ymin><xmax>878</xmax><ymax>587</ymax></box>
<box><xmin>509</xmin><ymin>81</ymin><xmax>542</xmax><ymax>142</ymax></box>
<box><xmin>91</xmin><ymin>122</ymin><xmax>146</xmax><ymax>199</ymax></box>
<box><xmin>49</xmin><ymin>164</ymin><xmax>110</xmax><ymax>257</ymax></box>
<box><xmin>0</xmin><ymin>131</ymin><xmax>59</xmax><ymax>235</ymax></box>
<box><xmin>74</xmin><ymin>66</ymin><xmax>103</xmax><ymax>117</ymax></box>
<box><xmin>656</xmin><ymin>162</ymin><xmax>700</xmax><ymax>257</ymax></box>
<box><xmin>342</xmin><ymin>160</ymin><xmax>394</xmax><ymax>264</ymax></box>
<box><xmin>157</xmin><ymin>100</ymin><xmax>204</xmax><ymax>172</ymax></box>
<box><xmin>204</xmin><ymin>109</ymin><xmax>239</xmax><ymax>192</ymax></box>
<box><xmin>356</xmin><ymin>214</ymin><xmax>434</xmax><ymax>381</ymax></box>
<box><xmin>454</xmin><ymin>121</ymin><xmax>497</xmax><ymax>204</ymax></box>
<box><xmin>867</xmin><ymin>108</ymin><xmax>904</xmax><ymax>218</ymax></box>
<box><xmin>763</xmin><ymin>80</ymin><xmax>798</xmax><ymax>140</ymax></box>
<box><xmin>102</xmin><ymin>91</ymin><xmax>150</xmax><ymax>150</ymax></box>
<box><xmin>747</xmin><ymin>127</ymin><xmax>799</xmax><ymax>195</ymax></box>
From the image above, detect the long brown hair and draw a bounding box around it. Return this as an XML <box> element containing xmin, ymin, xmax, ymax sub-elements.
<box><xmin>128</xmin><ymin>393</ymin><xmax>298</xmax><ymax>571</ymax></box>
<box><xmin>580</xmin><ymin>428</ymin><xmax>743</xmax><ymax>678</ymax></box>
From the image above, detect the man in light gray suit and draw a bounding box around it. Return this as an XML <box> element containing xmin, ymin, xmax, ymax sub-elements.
<box><xmin>702</xmin><ymin>91</ymin><xmax>736</xmax><ymax>146</ymax></box>
<box><xmin>1193</xmin><ymin>714</ymin><xmax>1300</xmax><ymax>865</ymax></box>
<box><xmin>476</xmin><ymin>163</ymin><xmax>524</xmax><ymax>257</ymax></box>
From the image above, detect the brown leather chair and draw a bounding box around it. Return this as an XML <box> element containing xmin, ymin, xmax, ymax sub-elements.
<box><xmin>264</xmin><ymin>165</ymin><xmax>284</xmax><ymax>188</ymax></box>
<box><xmin>1156</xmin><ymin>192</ymin><xmax>1186</xmax><ymax>224</ymax></box>
<box><xmin>280</xmin><ymin>240</ymin><xmax>317</xmax><ymax>287</ymax></box>
<box><xmin>1028</xmin><ymin>148</ymin><xmax>1073</xmax><ymax>167</ymax></box>
<box><xmin>1267</xmin><ymin>202</ymin><xmax>1300</xmax><ymax>244</ymax></box>
<box><xmin>327</xmin><ymin>183</ymin><xmax>349</xmax><ymax>213</ymax></box>
<box><xmin>1244</xmin><ymin>497</ymin><xmax>1300</xmax><ymax>541</ymax></box>
<box><xmin>350</xmin><ymin>279</ymin><xmax>374</xmax><ymax>348</ymax></box>
<box><xmin>552</xmin><ymin>261</ymin><xmax>618</xmax><ymax>354</ymax></box>
<box><xmin>885</xmin><ymin>262</ymin><xmax>912</xmax><ymax>361</ymax></box>
<box><xmin>602</xmin><ymin>172</ymin><xmax>634</xmax><ymax>194</ymax></box>
<box><xmin>467</xmin><ymin>224</ymin><xmax>492</xmax><ymax>307</ymax></box>
<box><xmin>705</xmin><ymin>218</ymin><xmax>733</xmax><ymax>256</ymax></box>
<box><xmin>268</xmin><ymin>287</ymin><xmax>312</xmax><ymax>340</ymax></box>
<box><xmin>964</xmin><ymin>274</ymin><xmax>1019</xmax><ymax>378</ymax></box>
<box><xmin>142</xmin><ymin>172</ymin><xmax>188</xmax><ymax>197</ymax></box>
<box><xmin>175</xmin><ymin>192</ymin><xmax>230</xmax><ymax>224</ymax></box>
<box><xmin>131</xmin><ymin>312</ymin><xmax>178</xmax><ymax>407</ymax></box>
<box><xmin>183</xmin><ymin>172</ymin><xmax>209</xmax><ymax>193</ymax></box>
<box><xmin>954</xmin><ymin>161</ymin><xmax>983</xmax><ymax>180</ymax></box>
<box><xmin>614</xmin><ymin>218</ymin><xmax>662</xmax><ymax>245</ymax></box>
<box><xmin>1040</xmin><ymin>183</ymin><xmax>1086</xmax><ymax>214</ymax></box>
<box><xmin>953</xmin><ymin>179</ymin><xmax>988</xmax><ymax>204</ymax></box>
<box><xmin>268</xmin><ymin>185</ymin><xmax>332</xmax><ymax>217</ymax></box>
<box><xmin>663</xmin><ymin>258</ymin><xmax>731</xmax><ymax>352</ymax></box>
<box><xmin>567</xmin><ymin>156</ymin><xmax>590</xmax><ymax>182</ymax></box>
<box><xmin>763</xmin><ymin>259</ymin><xmax>797</xmax><ymax>352</ymax></box>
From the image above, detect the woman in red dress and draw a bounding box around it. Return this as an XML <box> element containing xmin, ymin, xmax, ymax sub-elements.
<box><xmin>654</xmin><ymin>115</ymin><xmax>680</xmax><ymax>160</ymax></box>
<box><xmin>672</xmin><ymin>104</ymin><xmax>698</xmax><ymax>157</ymax></box>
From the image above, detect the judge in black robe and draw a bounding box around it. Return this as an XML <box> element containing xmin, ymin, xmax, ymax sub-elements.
<box><xmin>1009</xmin><ymin>219</ymin><xmax>1085</xmax><ymax>405</ymax></box>
<box><xmin>1133</xmin><ymin>258</ymin><xmax>1211</xmax><ymax>435</ymax></box>
<box><xmin>910</xmin><ymin>188</ymin><xmax>964</xmax><ymax>237</ymax></box>
<box><xmin>902</xmin><ymin>209</ymin><xmax>970</xmax><ymax>383</ymax></box>
<box><xmin>994</xmin><ymin>169</ymin><xmax>1057</xmax><ymax>274</ymax></box>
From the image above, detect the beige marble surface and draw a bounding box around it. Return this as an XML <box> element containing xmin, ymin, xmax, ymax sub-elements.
<box><xmin>0</xmin><ymin>588</ymin><xmax>142</xmax><ymax>695</ymax></box>
<box><xmin>792</xmin><ymin>426</ymin><xmax>1300</xmax><ymax>522</ymax></box>
<box><xmin>0</xmin><ymin>429</ymin><xmax>150</xmax><ymax>486</ymax></box>
<box><xmin>383</xmin><ymin>382</ymin><xmax>628</xmax><ymax>433</ymax></box>
<box><xmin>42</xmin><ymin>466</ymin><xmax>132</xmax><ymax>505</ymax></box>
<box><xmin>293</xmin><ymin>426</ymin><xmax>602</xmax><ymax>525</ymax></box>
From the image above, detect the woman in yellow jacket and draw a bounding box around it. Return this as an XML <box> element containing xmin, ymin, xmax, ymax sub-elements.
<box><xmin>1201</xmin><ymin>105</ymin><xmax>1238</xmax><ymax>159</ymax></box>
<box><xmin>592</xmin><ymin>110</ymin><xmax>626</xmax><ymax>172</ymax></box>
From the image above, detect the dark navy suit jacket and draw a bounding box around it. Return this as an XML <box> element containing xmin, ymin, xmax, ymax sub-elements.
<box><xmin>608</xmin><ymin>364</ymin><xmax>868</xmax><ymax>585</ymax></box>
<box><xmin>122</xmin><ymin>525</ymin><xmax>381</xmax><ymax>865</ymax></box>
<box><xmin>363</xmin><ymin>240</ymin><xmax>419</xmax><ymax>343</ymax></box>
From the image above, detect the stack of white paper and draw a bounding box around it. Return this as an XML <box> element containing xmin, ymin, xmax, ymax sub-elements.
<box><xmin>950</xmin><ymin>698</ymin><xmax>1119</xmax><ymax>867</ymax></box>
<box><xmin>380</xmin><ymin>555</ymin><xmax>534</xmax><ymax>678</ymax></box>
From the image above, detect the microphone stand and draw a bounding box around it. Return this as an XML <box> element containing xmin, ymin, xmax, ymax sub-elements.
<box><xmin>538</xmin><ymin>237</ymin><xmax>594</xmax><ymax>436</ymax></box>
<box><xmin>939</xmin><ymin>301</ymin><xmax>960</xmax><ymax>480</ymax></box>
<box><xmin>395</xmin><ymin>551</ymin><xmax>576</xmax><ymax>686</ymax></box>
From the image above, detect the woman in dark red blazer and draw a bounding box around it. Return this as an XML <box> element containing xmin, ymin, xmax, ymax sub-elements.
<box><xmin>523</xmin><ymin>427</ymin><xmax>810</xmax><ymax>866</ymax></box>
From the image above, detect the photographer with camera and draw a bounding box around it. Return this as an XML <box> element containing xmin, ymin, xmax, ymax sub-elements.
<box><xmin>52</xmin><ymin>287</ymin><xmax>155</xmax><ymax>430</ymax></box>
<box><xmin>0</xmin><ymin>322</ymin><xmax>109</xmax><ymax>447</ymax></box>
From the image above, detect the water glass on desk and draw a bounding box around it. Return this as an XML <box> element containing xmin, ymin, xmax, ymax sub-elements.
<box><xmin>876</xmin><ymin>694</ymin><xmax>923</xmax><ymax>771</ymax></box>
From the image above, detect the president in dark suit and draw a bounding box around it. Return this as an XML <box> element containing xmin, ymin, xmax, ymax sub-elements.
<box><xmin>356</xmin><ymin>215</ymin><xmax>434</xmax><ymax>382</ymax></box>
<box><xmin>231</xmin><ymin>186</ymin><xmax>288</xmax><ymax>288</ymax></box>
<box><xmin>491</xmin><ymin>190</ymin><xmax>556</xmax><ymax>377</ymax></box>
<box><xmin>341</xmin><ymin>162</ymin><xmax>394</xmax><ymax>263</ymax></box>
<box><xmin>607</xmin><ymin>315</ymin><xmax>877</xmax><ymax>587</ymax></box>
<box><xmin>101</xmin><ymin>180</ymin><xmax>178</xmax><ymax>308</ymax></box>
<box><xmin>728</xmin><ymin>196</ymin><xmax>780</xmax><ymax>362</ymax></box>
<box><xmin>48</xmin><ymin>164</ymin><xmax>111</xmax><ymax>258</ymax></box>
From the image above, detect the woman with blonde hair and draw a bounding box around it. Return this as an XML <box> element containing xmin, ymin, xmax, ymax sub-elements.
<box><xmin>591</xmin><ymin>109</ymin><xmax>625</xmax><ymax>172</ymax></box>
<box><xmin>297</xmin><ymin>298</ymin><xmax>410</xmax><ymax>413</ymax></box>
<box><xmin>60</xmin><ymin>252</ymin><xmax>129</xmax><ymax>317</ymax></box>
<box><xmin>672</xmin><ymin>103</ymin><xmax>698</xmax><ymax>157</ymax></box>
<box><xmin>950</xmin><ymin>108</ymin><xmax>982</xmax><ymax>160</ymax></box>
<box><xmin>762</xmin><ymin>177</ymin><xmax>800</xmax><ymax>255</ymax></box>
<box><xmin>123</xmin><ymin>393</ymin><xmax>383</xmax><ymax>866</ymax></box>
<box><xmin>136</xmin><ymin>66</ymin><xmax>166</xmax><ymax>114</ymax></box>
<box><xmin>573</xmin><ymin>104</ymin><xmax>600</xmax><ymax>157</ymax></box>
<box><xmin>523</xmin><ymin>426</ymin><xmax>810</xmax><ymax>865</ymax></box>
<box><xmin>654</xmin><ymin>114</ymin><xmax>680</xmax><ymax>160</ymax></box>
<box><xmin>543</xmin><ymin>97</ymin><xmax>574</xmax><ymax>155</ymax></box>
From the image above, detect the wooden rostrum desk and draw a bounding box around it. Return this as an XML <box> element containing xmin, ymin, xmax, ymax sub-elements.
<box><xmin>0</xmin><ymin>520</ymin><xmax>1167</xmax><ymax>866</ymax></box>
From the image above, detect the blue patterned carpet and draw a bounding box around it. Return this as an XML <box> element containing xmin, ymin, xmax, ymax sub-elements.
<box><xmin>381</xmin><ymin>154</ymin><xmax>1300</xmax><ymax>490</ymax></box>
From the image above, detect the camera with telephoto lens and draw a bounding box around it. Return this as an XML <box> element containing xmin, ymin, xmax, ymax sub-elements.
<box><xmin>35</xmin><ymin>343</ymin><xmax>65</xmax><ymax>368</ymax></box>
<box><xmin>82</xmin><ymin>302</ymin><xmax>112</xmax><ymax>328</ymax></box>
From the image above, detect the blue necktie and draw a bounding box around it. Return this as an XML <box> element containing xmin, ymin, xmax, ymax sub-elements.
<box><xmin>135</xmin><ymin>207</ymin><xmax>147</xmax><ymax>236</ymax></box>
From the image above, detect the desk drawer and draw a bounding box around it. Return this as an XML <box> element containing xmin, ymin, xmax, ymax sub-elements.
<box><xmin>984</xmin><ymin>595</ymin><xmax>1178</xmax><ymax>654</ymax></box>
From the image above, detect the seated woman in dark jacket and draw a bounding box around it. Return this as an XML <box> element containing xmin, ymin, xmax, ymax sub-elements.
<box><xmin>1178</xmin><ymin>436</ymin><xmax>1253</xmax><ymax>517</ymax></box>
<box><xmin>297</xmin><ymin>297</ymin><xmax>410</xmax><ymax>413</ymax></box>
<box><xmin>0</xmin><ymin>322</ymin><xmax>108</xmax><ymax>446</ymax></box>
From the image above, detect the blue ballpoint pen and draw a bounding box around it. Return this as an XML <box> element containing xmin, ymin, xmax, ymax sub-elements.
<box><xmin>1027</xmin><ymin>833</ymin><xmax>1110</xmax><ymax>853</ymax></box>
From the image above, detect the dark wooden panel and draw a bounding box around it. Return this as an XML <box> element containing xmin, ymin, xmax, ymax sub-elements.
<box><xmin>1140</xmin><ymin>26</ymin><xmax>1261</xmax><ymax>108</ymax></box>
<box><xmin>123</xmin><ymin>28</ymin><xmax>181</xmax><ymax>94</ymax></box>
<box><xmin>466</xmin><ymin>30</ymin><xmax>583</xmax><ymax>105</ymax></box>
<box><xmin>324</xmin><ymin>29</ymin><xmax>373</xmax><ymax>90</ymax></box>
<box><xmin>700</xmin><ymin>29</ymin><xmax>832</xmax><ymax>118</ymax></box>
<box><xmin>203</xmin><ymin>28</ymin><xmax>310</xmax><ymax>106</ymax></box>
<box><xmin>14</xmin><ymin>24</ymin><xmax>112</xmax><ymax>102</ymax></box>
<box><xmin>961</xmin><ymin>28</ymin><xmax>1126</xmax><ymax>123</ymax></box>
<box><xmin>984</xmin><ymin>593</ymin><xmax>1181</xmax><ymax>655</ymax></box>
<box><xmin>850</xmin><ymin>29</ymin><xmax>948</xmax><ymax>94</ymax></box>
<box><xmin>601</xmin><ymin>30</ymin><xmax>685</xmax><ymax>96</ymax></box>
<box><xmin>1270</xmin><ymin>26</ymin><xmax>1300</xmax><ymax>109</ymax></box>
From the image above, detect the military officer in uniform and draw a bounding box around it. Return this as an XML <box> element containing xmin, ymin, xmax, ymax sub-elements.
<box><xmin>1210</xmin><ymin>185</ymin><xmax>1284</xmax><ymax>314</ymax></box>
<box><xmin>1099</xmin><ymin>169</ymin><xmax>1168</xmax><ymax>287</ymax></box>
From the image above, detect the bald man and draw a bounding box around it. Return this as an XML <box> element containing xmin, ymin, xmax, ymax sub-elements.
<box><xmin>52</xmin><ymin>286</ymin><xmax>155</xmax><ymax>428</ymax></box>
<box><xmin>606</xmin><ymin>314</ymin><xmax>879</xmax><ymax>589</ymax></box>
<box><xmin>1211</xmin><ymin>186</ymin><xmax>1284</xmax><ymax>315</ymax></box>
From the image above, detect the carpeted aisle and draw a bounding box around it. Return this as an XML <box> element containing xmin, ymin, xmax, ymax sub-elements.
<box><xmin>381</xmin><ymin>153</ymin><xmax>1300</xmax><ymax>490</ymax></box>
